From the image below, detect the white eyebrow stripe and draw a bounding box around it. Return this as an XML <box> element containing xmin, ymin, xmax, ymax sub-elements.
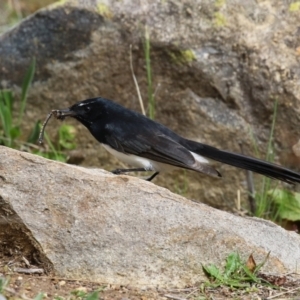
<box><xmin>78</xmin><ymin>101</ymin><xmax>97</xmax><ymax>107</ymax></box>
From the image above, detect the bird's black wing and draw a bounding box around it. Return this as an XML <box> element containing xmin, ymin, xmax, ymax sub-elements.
<box><xmin>104</xmin><ymin>125</ymin><xmax>220</xmax><ymax>177</ymax></box>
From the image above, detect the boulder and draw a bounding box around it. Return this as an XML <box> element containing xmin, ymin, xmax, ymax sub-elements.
<box><xmin>0</xmin><ymin>146</ymin><xmax>300</xmax><ymax>287</ymax></box>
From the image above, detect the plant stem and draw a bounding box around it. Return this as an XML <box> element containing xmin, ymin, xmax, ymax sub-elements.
<box><xmin>256</xmin><ymin>98</ymin><xmax>278</xmax><ymax>218</ymax></box>
<box><xmin>129</xmin><ymin>45</ymin><xmax>145</xmax><ymax>115</ymax></box>
<box><xmin>144</xmin><ymin>26</ymin><xmax>155</xmax><ymax>119</ymax></box>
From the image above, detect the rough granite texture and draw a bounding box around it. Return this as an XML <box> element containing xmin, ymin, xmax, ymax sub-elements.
<box><xmin>0</xmin><ymin>146</ymin><xmax>300</xmax><ymax>287</ymax></box>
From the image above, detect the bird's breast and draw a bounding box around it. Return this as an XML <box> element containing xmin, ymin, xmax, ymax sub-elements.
<box><xmin>101</xmin><ymin>143</ymin><xmax>167</xmax><ymax>171</ymax></box>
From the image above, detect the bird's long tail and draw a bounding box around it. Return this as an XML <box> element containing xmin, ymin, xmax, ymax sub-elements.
<box><xmin>185</xmin><ymin>140</ymin><xmax>300</xmax><ymax>184</ymax></box>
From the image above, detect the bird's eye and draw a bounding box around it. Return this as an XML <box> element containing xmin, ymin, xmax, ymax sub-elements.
<box><xmin>84</xmin><ymin>106</ymin><xmax>91</xmax><ymax>112</ymax></box>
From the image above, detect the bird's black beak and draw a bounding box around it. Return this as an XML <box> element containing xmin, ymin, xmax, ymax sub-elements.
<box><xmin>54</xmin><ymin>108</ymin><xmax>76</xmax><ymax>120</ymax></box>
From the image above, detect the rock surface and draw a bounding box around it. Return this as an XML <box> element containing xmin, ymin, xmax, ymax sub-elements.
<box><xmin>0</xmin><ymin>0</ymin><xmax>300</xmax><ymax>208</ymax></box>
<box><xmin>0</xmin><ymin>146</ymin><xmax>300</xmax><ymax>287</ymax></box>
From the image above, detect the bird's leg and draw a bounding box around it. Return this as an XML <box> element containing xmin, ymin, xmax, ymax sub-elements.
<box><xmin>111</xmin><ymin>168</ymin><xmax>159</xmax><ymax>181</ymax></box>
<box><xmin>111</xmin><ymin>168</ymin><xmax>147</xmax><ymax>174</ymax></box>
<box><xmin>146</xmin><ymin>172</ymin><xmax>159</xmax><ymax>181</ymax></box>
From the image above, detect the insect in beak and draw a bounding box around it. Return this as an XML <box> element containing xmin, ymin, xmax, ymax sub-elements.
<box><xmin>38</xmin><ymin>109</ymin><xmax>76</xmax><ymax>144</ymax></box>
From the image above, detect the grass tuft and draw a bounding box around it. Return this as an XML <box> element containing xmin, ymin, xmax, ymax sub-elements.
<box><xmin>202</xmin><ymin>252</ymin><xmax>271</xmax><ymax>289</ymax></box>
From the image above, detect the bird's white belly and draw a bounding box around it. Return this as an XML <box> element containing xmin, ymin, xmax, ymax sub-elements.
<box><xmin>101</xmin><ymin>143</ymin><xmax>209</xmax><ymax>172</ymax></box>
<box><xmin>102</xmin><ymin>144</ymin><xmax>166</xmax><ymax>171</ymax></box>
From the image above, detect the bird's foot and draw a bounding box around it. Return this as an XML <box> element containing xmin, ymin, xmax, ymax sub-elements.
<box><xmin>146</xmin><ymin>172</ymin><xmax>159</xmax><ymax>181</ymax></box>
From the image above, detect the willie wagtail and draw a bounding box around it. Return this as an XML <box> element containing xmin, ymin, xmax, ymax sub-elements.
<box><xmin>39</xmin><ymin>97</ymin><xmax>300</xmax><ymax>183</ymax></box>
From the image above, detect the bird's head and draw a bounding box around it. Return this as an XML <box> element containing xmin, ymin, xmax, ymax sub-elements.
<box><xmin>38</xmin><ymin>97</ymin><xmax>110</xmax><ymax>144</ymax></box>
<box><xmin>56</xmin><ymin>98</ymin><xmax>105</xmax><ymax>127</ymax></box>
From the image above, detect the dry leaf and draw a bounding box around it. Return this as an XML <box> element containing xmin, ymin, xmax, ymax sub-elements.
<box><xmin>246</xmin><ymin>254</ymin><xmax>256</xmax><ymax>272</ymax></box>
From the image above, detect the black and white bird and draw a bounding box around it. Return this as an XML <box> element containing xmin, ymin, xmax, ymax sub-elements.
<box><xmin>39</xmin><ymin>97</ymin><xmax>300</xmax><ymax>183</ymax></box>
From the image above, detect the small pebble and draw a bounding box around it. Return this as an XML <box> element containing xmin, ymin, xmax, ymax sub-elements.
<box><xmin>58</xmin><ymin>280</ymin><xmax>66</xmax><ymax>286</ymax></box>
<box><xmin>75</xmin><ymin>286</ymin><xmax>88</xmax><ymax>293</ymax></box>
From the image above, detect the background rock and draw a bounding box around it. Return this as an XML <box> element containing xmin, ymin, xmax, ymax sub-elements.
<box><xmin>0</xmin><ymin>146</ymin><xmax>300</xmax><ymax>287</ymax></box>
<box><xmin>0</xmin><ymin>0</ymin><xmax>300</xmax><ymax>209</ymax></box>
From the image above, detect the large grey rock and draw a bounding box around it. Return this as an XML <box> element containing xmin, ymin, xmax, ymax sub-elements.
<box><xmin>0</xmin><ymin>0</ymin><xmax>299</xmax><ymax>209</ymax></box>
<box><xmin>0</xmin><ymin>146</ymin><xmax>300</xmax><ymax>287</ymax></box>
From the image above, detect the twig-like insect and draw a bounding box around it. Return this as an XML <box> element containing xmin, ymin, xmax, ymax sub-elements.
<box><xmin>38</xmin><ymin>110</ymin><xmax>65</xmax><ymax>144</ymax></box>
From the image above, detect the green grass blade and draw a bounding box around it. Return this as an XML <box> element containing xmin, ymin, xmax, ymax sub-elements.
<box><xmin>42</xmin><ymin>131</ymin><xmax>67</xmax><ymax>162</ymax></box>
<box><xmin>241</xmin><ymin>265</ymin><xmax>259</xmax><ymax>282</ymax></box>
<box><xmin>3</xmin><ymin>90</ymin><xmax>13</xmax><ymax>135</ymax></box>
<box><xmin>255</xmin><ymin>98</ymin><xmax>278</xmax><ymax>218</ymax></box>
<box><xmin>255</xmin><ymin>251</ymin><xmax>270</xmax><ymax>273</ymax></box>
<box><xmin>18</xmin><ymin>58</ymin><xmax>36</xmax><ymax>125</ymax></box>
<box><xmin>0</xmin><ymin>91</ymin><xmax>6</xmax><ymax>136</ymax></box>
<box><xmin>27</xmin><ymin>120</ymin><xmax>42</xmax><ymax>144</ymax></box>
<box><xmin>0</xmin><ymin>90</ymin><xmax>15</xmax><ymax>147</ymax></box>
<box><xmin>3</xmin><ymin>90</ymin><xmax>13</xmax><ymax>113</ymax></box>
<box><xmin>43</xmin><ymin>132</ymin><xmax>58</xmax><ymax>157</ymax></box>
<box><xmin>144</xmin><ymin>26</ymin><xmax>155</xmax><ymax>119</ymax></box>
<box><xmin>2</xmin><ymin>105</ymin><xmax>11</xmax><ymax>139</ymax></box>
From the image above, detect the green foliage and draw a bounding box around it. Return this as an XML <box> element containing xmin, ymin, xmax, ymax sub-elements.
<box><xmin>0</xmin><ymin>277</ymin><xmax>8</xmax><ymax>293</ymax></box>
<box><xmin>248</xmin><ymin>98</ymin><xmax>300</xmax><ymax>225</ymax></box>
<box><xmin>202</xmin><ymin>252</ymin><xmax>269</xmax><ymax>289</ymax></box>
<box><xmin>85</xmin><ymin>291</ymin><xmax>100</xmax><ymax>300</ymax></box>
<box><xmin>252</xmin><ymin>99</ymin><xmax>278</xmax><ymax>219</ymax></box>
<box><xmin>58</xmin><ymin>124</ymin><xmax>76</xmax><ymax>150</ymax></box>
<box><xmin>168</xmin><ymin>49</ymin><xmax>196</xmax><ymax>65</ymax></box>
<box><xmin>33</xmin><ymin>293</ymin><xmax>45</xmax><ymax>300</ymax></box>
<box><xmin>0</xmin><ymin>59</ymin><xmax>76</xmax><ymax>163</ymax></box>
<box><xmin>96</xmin><ymin>3</ymin><xmax>113</xmax><ymax>18</ymax></box>
<box><xmin>289</xmin><ymin>2</ymin><xmax>300</xmax><ymax>11</ymax></box>
<box><xmin>215</xmin><ymin>0</ymin><xmax>226</xmax><ymax>7</ymax></box>
<box><xmin>0</xmin><ymin>59</ymin><xmax>36</xmax><ymax>148</ymax></box>
<box><xmin>213</xmin><ymin>12</ymin><xmax>226</xmax><ymax>27</ymax></box>
<box><xmin>71</xmin><ymin>289</ymin><xmax>102</xmax><ymax>300</ymax></box>
<box><xmin>269</xmin><ymin>189</ymin><xmax>300</xmax><ymax>222</ymax></box>
<box><xmin>213</xmin><ymin>0</ymin><xmax>226</xmax><ymax>27</ymax></box>
<box><xmin>37</xmin><ymin>124</ymin><xmax>76</xmax><ymax>162</ymax></box>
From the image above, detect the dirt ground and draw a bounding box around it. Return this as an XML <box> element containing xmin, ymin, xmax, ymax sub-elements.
<box><xmin>2</xmin><ymin>269</ymin><xmax>300</xmax><ymax>300</ymax></box>
<box><xmin>1</xmin><ymin>249</ymin><xmax>300</xmax><ymax>300</ymax></box>
<box><xmin>1</xmin><ymin>209</ymin><xmax>300</xmax><ymax>299</ymax></box>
